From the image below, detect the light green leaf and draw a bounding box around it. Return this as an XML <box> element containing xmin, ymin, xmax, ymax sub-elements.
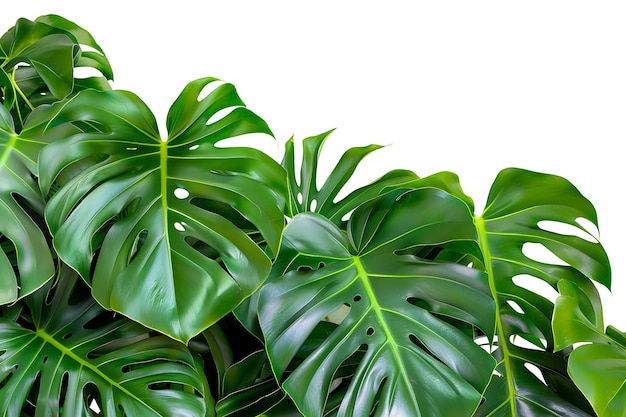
<box><xmin>36</xmin><ymin>78</ymin><xmax>287</xmax><ymax>343</ymax></box>
<box><xmin>474</xmin><ymin>168</ymin><xmax>608</xmax><ymax>417</ymax></box>
<box><xmin>554</xmin><ymin>280</ymin><xmax>626</xmax><ymax>417</ymax></box>
<box><xmin>0</xmin><ymin>267</ymin><xmax>209</xmax><ymax>416</ymax></box>
<box><xmin>568</xmin><ymin>341</ymin><xmax>626</xmax><ymax>417</ymax></box>
<box><xmin>259</xmin><ymin>188</ymin><xmax>496</xmax><ymax>417</ymax></box>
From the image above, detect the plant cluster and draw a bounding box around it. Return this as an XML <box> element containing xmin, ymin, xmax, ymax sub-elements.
<box><xmin>0</xmin><ymin>14</ymin><xmax>624</xmax><ymax>417</ymax></box>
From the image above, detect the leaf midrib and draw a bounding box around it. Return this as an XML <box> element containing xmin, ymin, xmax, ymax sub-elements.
<box><xmin>475</xmin><ymin>215</ymin><xmax>517</xmax><ymax>416</ymax></box>
<box><xmin>353</xmin><ymin>256</ymin><xmax>420</xmax><ymax>415</ymax></box>
<box><xmin>35</xmin><ymin>329</ymin><xmax>156</xmax><ymax>413</ymax></box>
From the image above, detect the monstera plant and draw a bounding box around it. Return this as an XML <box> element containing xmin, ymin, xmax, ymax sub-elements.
<box><xmin>0</xmin><ymin>14</ymin><xmax>623</xmax><ymax>417</ymax></box>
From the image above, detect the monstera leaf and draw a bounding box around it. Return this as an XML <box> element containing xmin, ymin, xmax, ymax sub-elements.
<box><xmin>0</xmin><ymin>14</ymin><xmax>112</xmax><ymax>131</ymax></box>
<box><xmin>258</xmin><ymin>187</ymin><xmax>496</xmax><ymax>416</ymax></box>
<box><xmin>237</xmin><ymin>132</ymin><xmax>475</xmax><ymax>337</ymax></box>
<box><xmin>282</xmin><ymin>130</ymin><xmax>418</xmax><ymax>224</ymax></box>
<box><xmin>0</xmin><ymin>267</ymin><xmax>209</xmax><ymax>416</ymax></box>
<box><xmin>0</xmin><ymin>104</ymin><xmax>55</xmax><ymax>304</ymax></box>
<box><xmin>473</xmin><ymin>168</ymin><xmax>610</xmax><ymax>416</ymax></box>
<box><xmin>37</xmin><ymin>78</ymin><xmax>287</xmax><ymax>343</ymax></box>
<box><xmin>553</xmin><ymin>281</ymin><xmax>626</xmax><ymax>417</ymax></box>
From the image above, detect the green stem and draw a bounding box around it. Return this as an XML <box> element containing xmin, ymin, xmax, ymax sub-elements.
<box><xmin>474</xmin><ymin>215</ymin><xmax>517</xmax><ymax>416</ymax></box>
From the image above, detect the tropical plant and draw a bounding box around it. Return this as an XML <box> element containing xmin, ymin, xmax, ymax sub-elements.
<box><xmin>0</xmin><ymin>14</ymin><xmax>622</xmax><ymax>417</ymax></box>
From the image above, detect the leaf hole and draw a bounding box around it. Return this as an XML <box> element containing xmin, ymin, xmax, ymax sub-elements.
<box><xmin>125</xmin><ymin>146</ymin><xmax>137</xmax><ymax>151</ymax></box>
<box><xmin>84</xmin><ymin>383</ymin><xmax>103</xmax><ymax>415</ymax></box>
<box><xmin>524</xmin><ymin>362</ymin><xmax>547</xmax><ymax>385</ymax></box>
<box><xmin>174</xmin><ymin>187</ymin><xmax>190</xmax><ymax>199</ymax></box>
<box><xmin>62</xmin><ymin>333</ymin><xmax>72</xmax><ymax>340</ymax></box>
<box><xmin>366</xmin><ymin>327</ymin><xmax>375</xmax><ymax>336</ymax></box>
<box><xmin>310</xmin><ymin>199</ymin><xmax>317</xmax><ymax>211</ymax></box>
<box><xmin>509</xmin><ymin>334</ymin><xmax>546</xmax><ymax>351</ymax></box>
<box><xmin>409</xmin><ymin>334</ymin><xmax>428</xmax><ymax>351</ymax></box>
<box><xmin>537</xmin><ymin>220</ymin><xmax>598</xmax><ymax>243</ymax></box>
<box><xmin>407</xmin><ymin>297</ymin><xmax>430</xmax><ymax>310</ymax></box>
<box><xmin>512</xmin><ymin>274</ymin><xmax>559</xmax><ymax>304</ymax></box>
<box><xmin>353</xmin><ymin>295</ymin><xmax>362</xmax><ymax>302</ymax></box>
<box><xmin>325</xmin><ymin>304</ymin><xmax>351</xmax><ymax>325</ymax></box>
<box><xmin>174</xmin><ymin>222</ymin><xmax>185</xmax><ymax>232</ymax></box>
<box><xmin>58</xmin><ymin>372</ymin><xmax>69</xmax><ymax>409</ymax></box>
<box><xmin>189</xmin><ymin>144</ymin><xmax>200</xmax><ymax>151</ymax></box>
<box><xmin>522</xmin><ymin>242</ymin><xmax>567</xmax><ymax>266</ymax></box>
<box><xmin>297</xmin><ymin>192</ymin><xmax>303</xmax><ymax>204</ymax></box>
<box><xmin>506</xmin><ymin>300</ymin><xmax>525</xmax><ymax>314</ymax></box>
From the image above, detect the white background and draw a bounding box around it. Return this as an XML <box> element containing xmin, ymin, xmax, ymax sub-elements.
<box><xmin>4</xmin><ymin>2</ymin><xmax>625</xmax><ymax>329</ymax></box>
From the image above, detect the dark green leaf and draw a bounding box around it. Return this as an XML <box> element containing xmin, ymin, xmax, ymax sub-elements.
<box><xmin>474</xmin><ymin>168</ymin><xmax>608</xmax><ymax>416</ymax></box>
<box><xmin>282</xmin><ymin>130</ymin><xmax>418</xmax><ymax>224</ymax></box>
<box><xmin>0</xmin><ymin>104</ymin><xmax>54</xmax><ymax>304</ymax></box>
<box><xmin>0</xmin><ymin>15</ymin><xmax>112</xmax><ymax>130</ymax></box>
<box><xmin>259</xmin><ymin>188</ymin><xmax>496</xmax><ymax>417</ymax></box>
<box><xmin>0</xmin><ymin>267</ymin><xmax>209</xmax><ymax>416</ymax></box>
<box><xmin>36</xmin><ymin>78</ymin><xmax>286</xmax><ymax>343</ymax></box>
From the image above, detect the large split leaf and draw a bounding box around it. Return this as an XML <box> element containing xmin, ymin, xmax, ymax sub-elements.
<box><xmin>0</xmin><ymin>267</ymin><xmax>209</xmax><ymax>416</ymax></box>
<box><xmin>473</xmin><ymin>168</ymin><xmax>610</xmax><ymax>416</ymax></box>
<box><xmin>0</xmin><ymin>104</ymin><xmax>54</xmax><ymax>304</ymax></box>
<box><xmin>259</xmin><ymin>187</ymin><xmax>496</xmax><ymax>417</ymax></box>
<box><xmin>37</xmin><ymin>78</ymin><xmax>287</xmax><ymax>343</ymax></box>
<box><xmin>237</xmin><ymin>131</ymin><xmax>475</xmax><ymax>337</ymax></box>
<box><xmin>0</xmin><ymin>14</ymin><xmax>112</xmax><ymax>131</ymax></box>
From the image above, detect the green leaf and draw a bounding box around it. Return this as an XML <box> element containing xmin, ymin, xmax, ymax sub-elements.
<box><xmin>282</xmin><ymin>130</ymin><xmax>418</xmax><ymax>224</ymax></box>
<box><xmin>568</xmin><ymin>342</ymin><xmax>626</xmax><ymax>417</ymax></box>
<box><xmin>0</xmin><ymin>267</ymin><xmax>209</xmax><ymax>416</ymax></box>
<box><xmin>259</xmin><ymin>188</ymin><xmax>496</xmax><ymax>417</ymax></box>
<box><xmin>0</xmin><ymin>15</ymin><xmax>112</xmax><ymax>130</ymax></box>
<box><xmin>216</xmin><ymin>350</ymin><xmax>301</xmax><ymax>417</ymax></box>
<box><xmin>36</xmin><ymin>78</ymin><xmax>287</xmax><ymax>343</ymax></box>
<box><xmin>554</xmin><ymin>281</ymin><xmax>626</xmax><ymax>416</ymax></box>
<box><xmin>0</xmin><ymin>105</ymin><xmax>55</xmax><ymax>304</ymax></box>
<box><xmin>474</xmin><ymin>168</ymin><xmax>608</xmax><ymax>416</ymax></box>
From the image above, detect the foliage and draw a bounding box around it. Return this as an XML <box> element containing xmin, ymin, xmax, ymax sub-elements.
<box><xmin>0</xmin><ymin>14</ymin><xmax>620</xmax><ymax>417</ymax></box>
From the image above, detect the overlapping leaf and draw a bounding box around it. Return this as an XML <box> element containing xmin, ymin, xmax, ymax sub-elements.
<box><xmin>553</xmin><ymin>281</ymin><xmax>626</xmax><ymax>417</ymax></box>
<box><xmin>282</xmin><ymin>130</ymin><xmax>418</xmax><ymax>224</ymax></box>
<box><xmin>0</xmin><ymin>104</ymin><xmax>54</xmax><ymax>304</ymax></box>
<box><xmin>259</xmin><ymin>187</ymin><xmax>496</xmax><ymax>417</ymax></box>
<box><xmin>0</xmin><ymin>14</ymin><xmax>112</xmax><ymax>131</ymax></box>
<box><xmin>473</xmin><ymin>168</ymin><xmax>610</xmax><ymax>416</ymax></box>
<box><xmin>0</xmin><ymin>267</ymin><xmax>209</xmax><ymax>416</ymax></box>
<box><xmin>36</xmin><ymin>78</ymin><xmax>287</xmax><ymax>343</ymax></box>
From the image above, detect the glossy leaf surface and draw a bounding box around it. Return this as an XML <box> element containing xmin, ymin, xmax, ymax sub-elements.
<box><xmin>282</xmin><ymin>130</ymin><xmax>418</xmax><ymax>224</ymax></box>
<box><xmin>0</xmin><ymin>267</ymin><xmax>208</xmax><ymax>416</ymax></box>
<box><xmin>38</xmin><ymin>78</ymin><xmax>287</xmax><ymax>343</ymax></box>
<box><xmin>0</xmin><ymin>15</ymin><xmax>112</xmax><ymax>131</ymax></box>
<box><xmin>474</xmin><ymin>168</ymin><xmax>609</xmax><ymax>416</ymax></box>
<box><xmin>259</xmin><ymin>188</ymin><xmax>496</xmax><ymax>417</ymax></box>
<box><xmin>0</xmin><ymin>105</ymin><xmax>54</xmax><ymax>304</ymax></box>
<box><xmin>554</xmin><ymin>280</ymin><xmax>626</xmax><ymax>417</ymax></box>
